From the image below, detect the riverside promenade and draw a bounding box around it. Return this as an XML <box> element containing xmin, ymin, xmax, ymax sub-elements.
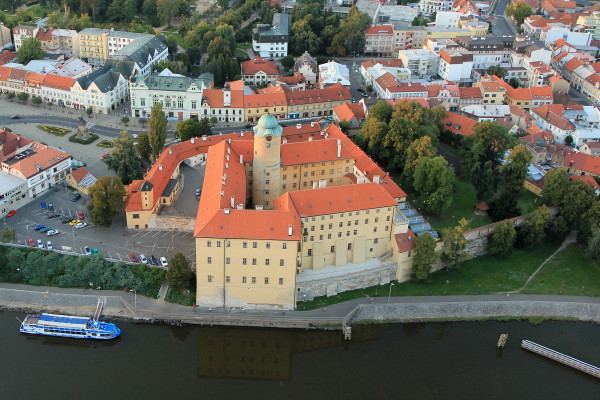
<box><xmin>1</xmin><ymin>282</ymin><xmax>599</xmax><ymax>329</ymax></box>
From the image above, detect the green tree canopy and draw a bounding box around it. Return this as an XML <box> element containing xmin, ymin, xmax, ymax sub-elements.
<box><xmin>136</xmin><ymin>133</ymin><xmax>152</xmax><ymax>160</ymax></box>
<box><xmin>412</xmin><ymin>233</ymin><xmax>437</xmax><ymax>281</ymax></box>
<box><xmin>413</xmin><ymin>156</ymin><xmax>455</xmax><ymax>214</ymax></box>
<box><xmin>462</xmin><ymin>121</ymin><xmax>517</xmax><ymax>172</ymax></box>
<box><xmin>402</xmin><ymin>136</ymin><xmax>436</xmax><ymax>186</ymax></box>
<box><xmin>501</xmin><ymin>144</ymin><xmax>532</xmax><ymax>193</ymax></box>
<box><xmin>148</xmin><ymin>102</ymin><xmax>167</xmax><ymax>160</ymax></box>
<box><xmin>487</xmin><ymin>65</ymin><xmax>507</xmax><ymax>79</ymax></box>
<box><xmin>561</xmin><ymin>179</ymin><xmax>596</xmax><ymax>229</ymax></box>
<box><xmin>540</xmin><ymin>169</ymin><xmax>569</xmax><ymax>206</ymax></box>
<box><xmin>88</xmin><ymin>176</ymin><xmax>126</xmax><ymax>227</ymax></box>
<box><xmin>470</xmin><ymin>160</ymin><xmax>501</xmax><ymax>202</ymax></box>
<box><xmin>167</xmin><ymin>252</ymin><xmax>192</xmax><ymax>289</ymax></box>
<box><xmin>175</xmin><ymin>118</ymin><xmax>201</xmax><ymax>141</ymax></box>
<box><xmin>441</xmin><ymin>218</ymin><xmax>469</xmax><ymax>267</ymax></box>
<box><xmin>585</xmin><ymin>229</ymin><xmax>600</xmax><ymax>260</ymax></box>
<box><xmin>17</xmin><ymin>37</ymin><xmax>45</xmax><ymax>64</ymax></box>
<box><xmin>488</xmin><ymin>188</ymin><xmax>520</xmax><ymax>222</ymax></box>
<box><xmin>103</xmin><ymin>131</ymin><xmax>143</xmax><ymax>184</ymax></box>
<box><xmin>367</xmin><ymin>101</ymin><xmax>393</xmax><ymax>123</ymax></box>
<box><xmin>156</xmin><ymin>0</ymin><xmax>182</xmax><ymax>26</ymax></box>
<box><xmin>518</xmin><ymin>205</ymin><xmax>551</xmax><ymax>248</ymax></box>
<box><xmin>488</xmin><ymin>221</ymin><xmax>517</xmax><ymax>257</ymax></box>
<box><xmin>506</xmin><ymin>1</ymin><xmax>534</xmax><ymax>24</ymax></box>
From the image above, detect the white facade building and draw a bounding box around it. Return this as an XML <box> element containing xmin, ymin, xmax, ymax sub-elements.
<box><xmin>252</xmin><ymin>13</ymin><xmax>289</xmax><ymax>58</ymax></box>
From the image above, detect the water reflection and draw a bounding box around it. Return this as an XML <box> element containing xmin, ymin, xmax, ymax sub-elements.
<box><xmin>23</xmin><ymin>333</ymin><xmax>122</xmax><ymax>348</ymax></box>
<box><xmin>197</xmin><ymin>325</ymin><xmax>385</xmax><ymax>380</ymax></box>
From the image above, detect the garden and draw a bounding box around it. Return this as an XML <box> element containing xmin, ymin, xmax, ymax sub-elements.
<box><xmin>69</xmin><ymin>132</ymin><xmax>99</xmax><ymax>145</ymax></box>
<box><xmin>37</xmin><ymin>125</ymin><xmax>71</xmax><ymax>137</ymax></box>
<box><xmin>96</xmin><ymin>140</ymin><xmax>114</xmax><ymax>148</ymax></box>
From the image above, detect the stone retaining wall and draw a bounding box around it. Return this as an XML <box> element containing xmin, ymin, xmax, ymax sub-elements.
<box><xmin>147</xmin><ymin>216</ymin><xmax>196</xmax><ymax>231</ymax></box>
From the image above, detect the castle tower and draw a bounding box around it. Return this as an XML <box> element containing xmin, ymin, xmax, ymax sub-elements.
<box><xmin>252</xmin><ymin>113</ymin><xmax>282</xmax><ymax>209</ymax></box>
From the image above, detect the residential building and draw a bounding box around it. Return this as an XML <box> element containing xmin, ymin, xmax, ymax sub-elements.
<box><xmin>443</xmin><ymin>112</ymin><xmax>478</xmax><ymax>136</ymax></box>
<box><xmin>458</xmin><ymin>86</ymin><xmax>483</xmax><ymax>105</ymax></box>
<box><xmin>474</xmin><ymin>78</ymin><xmax>507</xmax><ymax>104</ymax></box>
<box><xmin>365</xmin><ymin>25</ymin><xmax>395</xmax><ymax>56</ymax></box>
<box><xmin>333</xmin><ymin>102</ymin><xmax>366</xmax><ymax>129</ymax></box>
<box><xmin>318</xmin><ymin>61</ymin><xmax>350</xmax><ymax>88</ymax></box>
<box><xmin>274</xmin><ymin>72</ymin><xmax>307</xmax><ymax>91</ymax></box>
<box><xmin>455</xmin><ymin>35</ymin><xmax>514</xmax><ymax>69</ymax></box>
<box><xmin>391</xmin><ymin>22</ymin><xmax>427</xmax><ymax>51</ymax></box>
<box><xmin>293</xmin><ymin>51</ymin><xmax>317</xmax><ymax>85</ymax></box>
<box><xmin>284</xmin><ymin>83</ymin><xmax>352</xmax><ymax>119</ymax></box>
<box><xmin>252</xmin><ymin>13</ymin><xmax>289</xmax><ymax>58</ymax></box>
<box><xmin>66</xmin><ymin>167</ymin><xmax>97</xmax><ymax>195</ymax></box>
<box><xmin>0</xmin><ymin>172</ymin><xmax>28</xmax><ymax>217</ymax></box>
<box><xmin>77</xmin><ymin>28</ymin><xmax>110</xmax><ymax>66</ymax></box>
<box><xmin>577</xmin><ymin>11</ymin><xmax>600</xmax><ymax>40</ymax></box>
<box><xmin>12</xmin><ymin>25</ymin><xmax>39</xmax><ymax>51</ymax></box>
<box><xmin>200</xmin><ymin>81</ymin><xmax>246</xmax><ymax>123</ymax></box>
<box><xmin>581</xmin><ymin>142</ymin><xmax>600</xmax><ymax>156</ymax></box>
<box><xmin>530</xmin><ymin>104</ymin><xmax>600</xmax><ymax>145</ymax></box>
<box><xmin>110</xmin><ymin>35</ymin><xmax>168</xmax><ymax>78</ymax></box>
<box><xmin>50</xmin><ymin>29</ymin><xmax>79</xmax><ymax>57</ymax></box>
<box><xmin>0</xmin><ymin>23</ymin><xmax>11</xmax><ymax>50</ymax></box>
<box><xmin>71</xmin><ymin>61</ymin><xmax>133</xmax><ymax>113</ymax></box>
<box><xmin>397</xmin><ymin>49</ymin><xmax>440</xmax><ymax>78</ymax></box>
<box><xmin>130</xmin><ymin>70</ymin><xmax>208</xmax><ymax>120</ymax></box>
<box><xmin>527</xmin><ymin>61</ymin><xmax>554</xmax><ymax>87</ymax></box>
<box><xmin>0</xmin><ymin>129</ymin><xmax>71</xmax><ymax>198</ymax></box>
<box><xmin>419</xmin><ymin>0</ymin><xmax>453</xmax><ymax>17</ymax></box>
<box><xmin>360</xmin><ymin>59</ymin><xmax>409</xmax><ymax>87</ymax></box>
<box><xmin>241</xmin><ymin>57</ymin><xmax>279</xmax><ymax>85</ymax></box>
<box><xmin>426</xmin><ymin>83</ymin><xmax>460</xmax><ymax>110</ymax></box>
<box><xmin>378</xmin><ymin>3</ymin><xmax>419</xmax><ymax>23</ymax></box>
<box><xmin>107</xmin><ymin>31</ymin><xmax>153</xmax><ymax>56</ymax></box>
<box><xmin>438</xmin><ymin>48</ymin><xmax>473</xmax><ymax>84</ymax></box>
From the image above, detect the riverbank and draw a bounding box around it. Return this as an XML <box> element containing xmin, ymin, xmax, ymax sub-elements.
<box><xmin>1</xmin><ymin>283</ymin><xmax>599</xmax><ymax>329</ymax></box>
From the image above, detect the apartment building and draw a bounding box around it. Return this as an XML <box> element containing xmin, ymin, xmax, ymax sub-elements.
<box><xmin>241</xmin><ymin>57</ymin><xmax>279</xmax><ymax>85</ymax></box>
<box><xmin>398</xmin><ymin>49</ymin><xmax>440</xmax><ymax>78</ymax></box>
<box><xmin>438</xmin><ymin>48</ymin><xmax>473</xmax><ymax>84</ymax></box>
<box><xmin>252</xmin><ymin>13</ymin><xmax>289</xmax><ymax>58</ymax></box>
<box><xmin>365</xmin><ymin>25</ymin><xmax>394</xmax><ymax>56</ymax></box>
<box><xmin>78</xmin><ymin>28</ymin><xmax>110</xmax><ymax>66</ymax></box>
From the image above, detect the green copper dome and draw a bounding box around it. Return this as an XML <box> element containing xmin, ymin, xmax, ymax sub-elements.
<box><xmin>253</xmin><ymin>113</ymin><xmax>283</xmax><ymax>138</ymax></box>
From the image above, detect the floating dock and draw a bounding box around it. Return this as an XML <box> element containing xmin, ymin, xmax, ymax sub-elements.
<box><xmin>521</xmin><ymin>340</ymin><xmax>600</xmax><ymax>378</ymax></box>
<box><xmin>497</xmin><ymin>334</ymin><xmax>508</xmax><ymax>348</ymax></box>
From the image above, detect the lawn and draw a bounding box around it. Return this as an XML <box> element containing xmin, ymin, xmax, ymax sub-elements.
<box><xmin>523</xmin><ymin>244</ymin><xmax>600</xmax><ymax>297</ymax></box>
<box><xmin>237</xmin><ymin>42</ymin><xmax>252</xmax><ymax>50</ymax></box>
<box><xmin>26</xmin><ymin>5</ymin><xmax>53</xmax><ymax>18</ymax></box>
<box><xmin>163</xmin><ymin>32</ymin><xmax>188</xmax><ymax>50</ymax></box>
<box><xmin>297</xmin><ymin>242</ymin><xmax>561</xmax><ymax>310</ymax></box>
<box><xmin>235</xmin><ymin>48</ymin><xmax>249</xmax><ymax>60</ymax></box>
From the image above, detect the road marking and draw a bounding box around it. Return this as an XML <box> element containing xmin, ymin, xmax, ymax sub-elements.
<box><xmin>162</xmin><ymin>232</ymin><xmax>170</xmax><ymax>237</ymax></box>
<box><xmin>107</xmin><ymin>251</ymin><xmax>112</xmax><ymax>259</ymax></box>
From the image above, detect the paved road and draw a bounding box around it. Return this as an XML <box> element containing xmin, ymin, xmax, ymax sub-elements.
<box><xmin>0</xmin><ymin>115</ymin><xmax>138</xmax><ymax>138</ymax></box>
<box><xmin>491</xmin><ymin>0</ymin><xmax>517</xmax><ymax>36</ymax></box>
<box><xmin>569</xmin><ymin>87</ymin><xmax>594</xmax><ymax>106</ymax></box>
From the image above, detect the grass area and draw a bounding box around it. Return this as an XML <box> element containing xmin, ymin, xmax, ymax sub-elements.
<box><xmin>235</xmin><ymin>48</ymin><xmax>249</xmax><ymax>60</ymax></box>
<box><xmin>26</xmin><ymin>4</ymin><xmax>53</xmax><ymax>18</ymax></box>
<box><xmin>516</xmin><ymin>187</ymin><xmax>539</xmax><ymax>214</ymax></box>
<box><xmin>69</xmin><ymin>133</ymin><xmax>99</xmax><ymax>145</ymax></box>
<box><xmin>96</xmin><ymin>140</ymin><xmax>114</xmax><ymax>148</ymax></box>
<box><xmin>165</xmin><ymin>287</ymin><xmax>196</xmax><ymax>306</ymax></box>
<box><xmin>297</xmin><ymin>242</ymin><xmax>561</xmax><ymax>310</ymax></box>
<box><xmin>163</xmin><ymin>32</ymin><xmax>189</xmax><ymax>50</ymax></box>
<box><xmin>237</xmin><ymin>42</ymin><xmax>252</xmax><ymax>50</ymax></box>
<box><xmin>523</xmin><ymin>244</ymin><xmax>600</xmax><ymax>297</ymax></box>
<box><xmin>38</xmin><ymin>125</ymin><xmax>71</xmax><ymax>136</ymax></box>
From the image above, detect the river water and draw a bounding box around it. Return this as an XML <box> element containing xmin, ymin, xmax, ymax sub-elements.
<box><xmin>1</xmin><ymin>311</ymin><xmax>598</xmax><ymax>399</ymax></box>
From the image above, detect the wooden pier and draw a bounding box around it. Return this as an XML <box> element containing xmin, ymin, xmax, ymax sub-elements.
<box><xmin>93</xmin><ymin>297</ymin><xmax>106</xmax><ymax>321</ymax></box>
<box><xmin>521</xmin><ymin>340</ymin><xmax>600</xmax><ymax>378</ymax></box>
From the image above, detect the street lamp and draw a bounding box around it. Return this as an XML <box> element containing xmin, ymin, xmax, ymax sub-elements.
<box><xmin>387</xmin><ymin>282</ymin><xmax>395</xmax><ymax>304</ymax></box>
<box><xmin>130</xmin><ymin>289</ymin><xmax>137</xmax><ymax>310</ymax></box>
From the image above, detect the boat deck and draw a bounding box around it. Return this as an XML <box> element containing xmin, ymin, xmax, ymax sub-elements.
<box><xmin>23</xmin><ymin>316</ymin><xmax>40</xmax><ymax>325</ymax></box>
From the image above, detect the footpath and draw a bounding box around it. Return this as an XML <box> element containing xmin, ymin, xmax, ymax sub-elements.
<box><xmin>1</xmin><ymin>282</ymin><xmax>599</xmax><ymax>329</ymax></box>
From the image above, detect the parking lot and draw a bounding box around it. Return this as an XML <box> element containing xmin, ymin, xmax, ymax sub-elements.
<box><xmin>3</xmin><ymin>186</ymin><xmax>197</xmax><ymax>269</ymax></box>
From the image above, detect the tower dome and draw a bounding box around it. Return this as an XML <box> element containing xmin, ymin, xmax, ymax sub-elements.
<box><xmin>253</xmin><ymin>113</ymin><xmax>283</xmax><ymax>138</ymax></box>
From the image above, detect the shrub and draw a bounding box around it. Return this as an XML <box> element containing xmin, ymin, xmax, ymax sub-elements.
<box><xmin>96</xmin><ymin>140</ymin><xmax>114</xmax><ymax>148</ymax></box>
<box><xmin>37</xmin><ymin>125</ymin><xmax>71</xmax><ymax>136</ymax></box>
<box><xmin>69</xmin><ymin>133</ymin><xmax>99</xmax><ymax>145</ymax></box>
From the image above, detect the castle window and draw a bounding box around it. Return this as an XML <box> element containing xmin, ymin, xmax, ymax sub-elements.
<box><xmin>282</xmin><ymin>243</ymin><xmax>287</xmax><ymax>249</ymax></box>
<box><xmin>207</xmin><ymin>240</ymin><xmax>211</xmax><ymax>247</ymax></box>
<box><xmin>279</xmin><ymin>278</ymin><xmax>284</xmax><ymax>285</ymax></box>
<box><xmin>226</xmin><ymin>257</ymin><xmax>230</xmax><ymax>264</ymax></box>
<box><xmin>207</xmin><ymin>257</ymin><xmax>212</xmax><ymax>264</ymax></box>
<box><xmin>280</xmin><ymin>259</ymin><xmax>284</xmax><ymax>266</ymax></box>
<box><xmin>226</xmin><ymin>276</ymin><xmax>230</xmax><ymax>283</ymax></box>
<box><xmin>252</xmin><ymin>277</ymin><xmax>257</xmax><ymax>284</ymax></box>
<box><xmin>265</xmin><ymin>259</ymin><xmax>270</xmax><ymax>265</ymax></box>
<box><xmin>208</xmin><ymin>275</ymin><xmax>213</xmax><ymax>282</ymax></box>
<box><xmin>308</xmin><ymin>249</ymin><xmax>312</xmax><ymax>256</ymax></box>
<box><xmin>330</xmin><ymin>246</ymin><xmax>335</xmax><ymax>252</ymax></box>
<box><xmin>243</xmin><ymin>276</ymin><xmax>247</xmax><ymax>283</ymax></box>
<box><xmin>252</xmin><ymin>258</ymin><xmax>257</xmax><ymax>265</ymax></box>
<box><xmin>243</xmin><ymin>258</ymin><xmax>247</xmax><ymax>265</ymax></box>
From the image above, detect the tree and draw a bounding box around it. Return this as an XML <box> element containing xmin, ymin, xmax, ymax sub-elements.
<box><xmin>338</xmin><ymin>120</ymin><xmax>351</xmax><ymax>135</ymax></box>
<box><xmin>561</xmin><ymin>179</ymin><xmax>596</xmax><ymax>229</ymax></box>
<box><xmin>86</xmin><ymin>107</ymin><xmax>93</xmax><ymax>115</ymax></box>
<box><xmin>17</xmin><ymin>92</ymin><xmax>29</xmax><ymax>103</ymax></box>
<box><xmin>148</xmin><ymin>102</ymin><xmax>167</xmax><ymax>160</ymax></box>
<box><xmin>540</xmin><ymin>169</ymin><xmax>569</xmax><ymax>206</ymax></box>
<box><xmin>198</xmin><ymin>117</ymin><xmax>212</xmax><ymax>137</ymax></box>
<box><xmin>156</xmin><ymin>0</ymin><xmax>182</xmax><ymax>26</ymax></box>
<box><xmin>488</xmin><ymin>188</ymin><xmax>520</xmax><ymax>222</ymax></box>
<box><xmin>501</xmin><ymin>144</ymin><xmax>532</xmax><ymax>193</ymax></box>
<box><xmin>565</xmin><ymin>135</ymin><xmax>574</xmax><ymax>146</ymax></box>
<box><xmin>175</xmin><ymin>118</ymin><xmax>201</xmax><ymax>141</ymax></box>
<box><xmin>88</xmin><ymin>176</ymin><xmax>126</xmax><ymax>227</ymax></box>
<box><xmin>17</xmin><ymin>37</ymin><xmax>44</xmax><ymax>64</ymax></box>
<box><xmin>509</xmin><ymin>78</ymin><xmax>520</xmax><ymax>88</ymax></box>
<box><xmin>487</xmin><ymin>65</ymin><xmax>507</xmax><ymax>79</ymax></box>
<box><xmin>413</xmin><ymin>156</ymin><xmax>455</xmax><ymax>214</ymax></box>
<box><xmin>506</xmin><ymin>0</ymin><xmax>533</xmax><ymax>24</ymax></box>
<box><xmin>136</xmin><ymin>133</ymin><xmax>152</xmax><ymax>160</ymax></box>
<box><xmin>32</xmin><ymin>96</ymin><xmax>42</xmax><ymax>106</ymax></box>
<box><xmin>167</xmin><ymin>252</ymin><xmax>192</xmax><ymax>289</ymax></box>
<box><xmin>462</xmin><ymin>122</ymin><xmax>517</xmax><ymax>172</ymax></box>
<box><xmin>441</xmin><ymin>218</ymin><xmax>469</xmax><ymax>267</ymax></box>
<box><xmin>519</xmin><ymin>205</ymin><xmax>551</xmax><ymax>248</ymax></box>
<box><xmin>488</xmin><ymin>221</ymin><xmax>516</xmax><ymax>257</ymax></box>
<box><xmin>5</xmin><ymin>92</ymin><xmax>15</xmax><ymax>101</ymax></box>
<box><xmin>121</xmin><ymin>116</ymin><xmax>130</xmax><ymax>125</ymax></box>
<box><xmin>402</xmin><ymin>136</ymin><xmax>436</xmax><ymax>186</ymax></box>
<box><xmin>585</xmin><ymin>229</ymin><xmax>600</xmax><ymax>260</ymax></box>
<box><xmin>281</xmin><ymin>55</ymin><xmax>295</xmax><ymax>72</ymax></box>
<box><xmin>165</xmin><ymin>36</ymin><xmax>178</xmax><ymax>55</ymax></box>
<box><xmin>580</xmin><ymin>200</ymin><xmax>600</xmax><ymax>242</ymax></box>
<box><xmin>546</xmin><ymin>215</ymin><xmax>569</xmax><ymax>243</ymax></box>
<box><xmin>412</xmin><ymin>233</ymin><xmax>437</xmax><ymax>281</ymax></box>
<box><xmin>1</xmin><ymin>226</ymin><xmax>16</xmax><ymax>242</ymax></box>
<box><xmin>103</xmin><ymin>131</ymin><xmax>143</xmax><ymax>184</ymax></box>
<box><xmin>470</xmin><ymin>160</ymin><xmax>501</xmax><ymax>202</ymax></box>
<box><xmin>367</xmin><ymin>101</ymin><xmax>393</xmax><ymax>123</ymax></box>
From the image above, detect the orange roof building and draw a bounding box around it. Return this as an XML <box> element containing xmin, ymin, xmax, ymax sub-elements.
<box><xmin>241</xmin><ymin>57</ymin><xmax>279</xmax><ymax>85</ymax></box>
<box><xmin>125</xmin><ymin>114</ymin><xmax>411</xmax><ymax>310</ymax></box>
<box><xmin>443</xmin><ymin>112</ymin><xmax>478</xmax><ymax>136</ymax></box>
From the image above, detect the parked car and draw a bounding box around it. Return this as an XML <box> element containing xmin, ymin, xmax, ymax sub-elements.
<box><xmin>37</xmin><ymin>239</ymin><xmax>44</xmax><ymax>248</ymax></box>
<box><xmin>71</xmin><ymin>193</ymin><xmax>81</xmax><ymax>202</ymax></box>
<box><xmin>129</xmin><ymin>253</ymin><xmax>139</xmax><ymax>263</ymax></box>
<box><xmin>77</xmin><ymin>211</ymin><xmax>85</xmax><ymax>220</ymax></box>
<box><xmin>150</xmin><ymin>255</ymin><xmax>158</xmax><ymax>266</ymax></box>
<box><xmin>7</xmin><ymin>210</ymin><xmax>16</xmax><ymax>217</ymax></box>
<box><xmin>160</xmin><ymin>257</ymin><xmax>168</xmax><ymax>267</ymax></box>
<box><xmin>10</xmin><ymin>115</ymin><xmax>21</xmax><ymax>119</ymax></box>
<box><xmin>40</xmin><ymin>227</ymin><xmax>52</xmax><ymax>233</ymax></box>
<box><xmin>46</xmin><ymin>241</ymin><xmax>53</xmax><ymax>250</ymax></box>
<box><xmin>92</xmin><ymin>248</ymin><xmax>99</xmax><ymax>255</ymax></box>
<box><xmin>48</xmin><ymin>203</ymin><xmax>54</xmax><ymax>211</ymax></box>
<box><xmin>61</xmin><ymin>217</ymin><xmax>72</xmax><ymax>224</ymax></box>
<box><xmin>84</xmin><ymin>246</ymin><xmax>92</xmax><ymax>256</ymax></box>
<box><xmin>75</xmin><ymin>222</ymin><xmax>88</xmax><ymax>229</ymax></box>
<box><xmin>40</xmin><ymin>201</ymin><xmax>47</xmax><ymax>209</ymax></box>
<box><xmin>139</xmin><ymin>254</ymin><xmax>148</xmax><ymax>264</ymax></box>
<box><xmin>69</xmin><ymin>219</ymin><xmax>81</xmax><ymax>226</ymax></box>
<box><xmin>357</xmin><ymin>88</ymin><xmax>364</xmax><ymax>92</ymax></box>
<box><xmin>361</xmin><ymin>93</ymin><xmax>368</xmax><ymax>98</ymax></box>
<box><xmin>27</xmin><ymin>239</ymin><xmax>35</xmax><ymax>247</ymax></box>
<box><xmin>47</xmin><ymin>212</ymin><xmax>60</xmax><ymax>219</ymax></box>
<box><xmin>195</xmin><ymin>188</ymin><xmax>200</xmax><ymax>196</ymax></box>
<box><xmin>244</xmin><ymin>124</ymin><xmax>253</xmax><ymax>129</ymax></box>
<box><xmin>46</xmin><ymin>230</ymin><xmax>59</xmax><ymax>236</ymax></box>
<box><xmin>34</xmin><ymin>224</ymin><xmax>46</xmax><ymax>231</ymax></box>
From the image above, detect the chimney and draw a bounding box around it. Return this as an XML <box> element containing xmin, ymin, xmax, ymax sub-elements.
<box><xmin>319</xmin><ymin>179</ymin><xmax>326</xmax><ymax>188</ymax></box>
<box><xmin>337</xmin><ymin>139</ymin><xmax>341</xmax><ymax>157</ymax></box>
<box><xmin>296</xmin><ymin>123</ymin><xmax>301</xmax><ymax>129</ymax></box>
<box><xmin>241</xmin><ymin>132</ymin><xmax>244</xmax><ymax>137</ymax></box>
<box><xmin>220</xmin><ymin>191</ymin><xmax>225</xmax><ymax>196</ymax></box>
<box><xmin>168</xmin><ymin>148</ymin><xmax>172</xmax><ymax>154</ymax></box>
<box><xmin>224</xmin><ymin>208</ymin><xmax>230</xmax><ymax>214</ymax></box>
<box><xmin>230</xmin><ymin>196</ymin><xmax>235</xmax><ymax>208</ymax></box>
<box><xmin>239</xmin><ymin>154</ymin><xmax>243</xmax><ymax>164</ymax></box>
<box><xmin>225</xmin><ymin>163</ymin><xmax>229</xmax><ymax>169</ymax></box>
<box><xmin>236</xmin><ymin>204</ymin><xmax>244</xmax><ymax>210</ymax></box>
<box><xmin>283</xmin><ymin>138</ymin><xmax>288</xmax><ymax>144</ymax></box>
<box><xmin>311</xmin><ymin>122</ymin><xmax>315</xmax><ymax>127</ymax></box>
<box><xmin>374</xmin><ymin>175</ymin><xmax>381</xmax><ymax>183</ymax></box>
<box><xmin>202</xmin><ymin>135</ymin><xmax>207</xmax><ymax>141</ymax></box>
<box><xmin>226</xmin><ymin>155</ymin><xmax>229</xmax><ymax>161</ymax></box>
<box><xmin>191</xmin><ymin>138</ymin><xmax>195</xmax><ymax>144</ymax></box>
<box><xmin>358</xmin><ymin>175</ymin><xmax>366</xmax><ymax>184</ymax></box>
<box><xmin>158</xmin><ymin>164</ymin><xmax>162</xmax><ymax>170</ymax></box>
<box><xmin>288</xmin><ymin>224</ymin><xmax>293</xmax><ymax>236</ymax></box>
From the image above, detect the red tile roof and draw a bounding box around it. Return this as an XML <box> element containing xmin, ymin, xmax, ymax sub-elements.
<box><xmin>70</xmin><ymin>167</ymin><xmax>89</xmax><ymax>183</ymax></box>
<box><xmin>333</xmin><ymin>102</ymin><xmax>365</xmax><ymax>123</ymax></box>
<box><xmin>280</xmin><ymin>138</ymin><xmax>353</xmax><ymax>166</ymax></box>
<box><xmin>365</xmin><ymin>25</ymin><xmax>394</xmax><ymax>35</ymax></box>
<box><xmin>279</xmin><ymin>182</ymin><xmax>397</xmax><ymax>217</ymax></box>
<box><xmin>285</xmin><ymin>83</ymin><xmax>351</xmax><ymax>105</ymax></box>
<box><xmin>202</xmin><ymin>88</ymin><xmax>245</xmax><ymax>108</ymax></box>
<box><xmin>458</xmin><ymin>86</ymin><xmax>482</xmax><ymax>99</ymax></box>
<box><xmin>444</xmin><ymin>112</ymin><xmax>478</xmax><ymax>136</ymax></box>
<box><xmin>241</xmin><ymin>57</ymin><xmax>279</xmax><ymax>76</ymax></box>
<box><xmin>395</xmin><ymin>229</ymin><xmax>416</xmax><ymax>253</ymax></box>
<box><xmin>570</xmin><ymin>174</ymin><xmax>600</xmax><ymax>190</ymax></box>
<box><xmin>0</xmin><ymin>50</ymin><xmax>16</xmax><ymax>66</ymax></box>
<box><xmin>564</xmin><ymin>151</ymin><xmax>600</xmax><ymax>175</ymax></box>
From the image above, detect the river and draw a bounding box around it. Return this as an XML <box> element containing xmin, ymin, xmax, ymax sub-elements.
<box><xmin>1</xmin><ymin>312</ymin><xmax>598</xmax><ymax>399</ymax></box>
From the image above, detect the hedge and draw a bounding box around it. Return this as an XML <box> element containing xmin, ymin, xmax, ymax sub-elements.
<box><xmin>69</xmin><ymin>133</ymin><xmax>99</xmax><ymax>145</ymax></box>
<box><xmin>96</xmin><ymin>140</ymin><xmax>114</xmax><ymax>148</ymax></box>
<box><xmin>38</xmin><ymin>125</ymin><xmax>71</xmax><ymax>136</ymax></box>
